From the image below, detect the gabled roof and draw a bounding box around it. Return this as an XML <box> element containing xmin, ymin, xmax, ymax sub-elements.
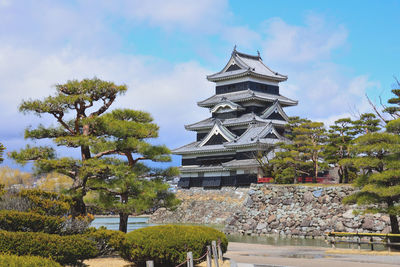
<box><xmin>207</xmin><ymin>48</ymin><xmax>287</xmax><ymax>82</ymax></box>
<box><xmin>225</xmin><ymin>123</ymin><xmax>286</xmax><ymax>148</ymax></box>
<box><xmin>222</xmin><ymin>158</ymin><xmax>260</xmax><ymax>169</ymax></box>
<box><xmin>184</xmin><ymin>112</ymin><xmax>287</xmax><ymax>131</ymax></box>
<box><xmin>179</xmin><ymin>159</ymin><xmax>260</xmax><ymax>172</ymax></box>
<box><xmin>198</xmin><ymin>120</ymin><xmax>237</xmax><ymax>147</ymax></box>
<box><xmin>172</xmin><ymin>141</ymin><xmax>234</xmax><ymax>155</ymax></box>
<box><xmin>210</xmin><ymin>98</ymin><xmax>244</xmax><ymax>113</ymax></box>
<box><xmin>260</xmin><ymin>100</ymin><xmax>289</xmax><ymax>121</ymax></box>
<box><xmin>173</xmin><ymin>122</ymin><xmax>286</xmax><ymax>155</ymax></box>
<box><xmin>197</xmin><ymin>89</ymin><xmax>298</xmax><ymax>108</ymax></box>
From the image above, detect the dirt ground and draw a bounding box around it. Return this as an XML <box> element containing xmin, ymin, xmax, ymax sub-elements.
<box><xmin>83</xmin><ymin>256</ymin><xmax>132</xmax><ymax>267</ymax></box>
<box><xmin>84</xmin><ymin>242</ymin><xmax>400</xmax><ymax>267</ymax></box>
<box><xmin>83</xmin><ymin>256</ymin><xmax>229</xmax><ymax>267</ymax></box>
<box><xmin>225</xmin><ymin>242</ymin><xmax>400</xmax><ymax>267</ymax></box>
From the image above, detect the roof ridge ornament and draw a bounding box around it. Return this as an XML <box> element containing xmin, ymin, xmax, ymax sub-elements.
<box><xmin>232</xmin><ymin>45</ymin><xmax>237</xmax><ymax>55</ymax></box>
<box><xmin>257</xmin><ymin>50</ymin><xmax>261</xmax><ymax>59</ymax></box>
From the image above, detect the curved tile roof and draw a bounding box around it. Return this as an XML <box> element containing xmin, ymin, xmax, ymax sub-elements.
<box><xmin>207</xmin><ymin>49</ymin><xmax>287</xmax><ymax>82</ymax></box>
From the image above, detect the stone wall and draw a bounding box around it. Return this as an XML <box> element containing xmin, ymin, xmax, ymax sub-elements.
<box><xmin>150</xmin><ymin>184</ymin><xmax>394</xmax><ymax>238</ymax></box>
<box><xmin>224</xmin><ymin>184</ymin><xmax>392</xmax><ymax>237</ymax></box>
<box><xmin>150</xmin><ymin>187</ymin><xmax>249</xmax><ymax>224</ymax></box>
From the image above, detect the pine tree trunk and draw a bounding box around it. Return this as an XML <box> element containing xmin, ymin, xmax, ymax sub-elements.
<box><xmin>338</xmin><ymin>166</ymin><xmax>343</xmax><ymax>184</ymax></box>
<box><xmin>71</xmin><ymin>194</ymin><xmax>86</xmax><ymax>217</ymax></box>
<box><xmin>344</xmin><ymin>167</ymin><xmax>349</xmax><ymax>184</ymax></box>
<box><xmin>313</xmin><ymin>160</ymin><xmax>318</xmax><ymax>183</ymax></box>
<box><xmin>387</xmin><ymin>199</ymin><xmax>400</xmax><ymax>246</ymax></box>
<box><xmin>390</xmin><ymin>214</ymin><xmax>400</xmax><ymax>234</ymax></box>
<box><xmin>119</xmin><ymin>213</ymin><xmax>129</xmax><ymax>233</ymax></box>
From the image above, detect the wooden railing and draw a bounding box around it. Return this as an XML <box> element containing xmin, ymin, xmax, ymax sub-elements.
<box><xmin>326</xmin><ymin>232</ymin><xmax>400</xmax><ymax>252</ymax></box>
<box><xmin>145</xmin><ymin>239</ymin><xmax>223</xmax><ymax>267</ymax></box>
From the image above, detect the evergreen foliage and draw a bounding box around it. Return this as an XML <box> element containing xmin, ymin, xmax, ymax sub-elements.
<box><xmin>0</xmin><ymin>210</ymin><xmax>65</xmax><ymax>234</ymax></box>
<box><xmin>88</xmin><ymin>162</ymin><xmax>179</xmax><ymax>233</ymax></box>
<box><xmin>383</xmin><ymin>79</ymin><xmax>400</xmax><ymax>119</ymax></box>
<box><xmin>9</xmin><ymin>78</ymin><xmax>177</xmax><ymax>225</ymax></box>
<box><xmin>121</xmin><ymin>225</ymin><xmax>228</xmax><ymax>267</ymax></box>
<box><xmin>0</xmin><ymin>254</ymin><xmax>62</xmax><ymax>267</ymax></box>
<box><xmin>324</xmin><ymin>114</ymin><xmax>380</xmax><ymax>184</ymax></box>
<box><xmin>84</xmin><ymin>227</ymin><xmax>127</xmax><ymax>256</ymax></box>
<box><xmin>0</xmin><ymin>230</ymin><xmax>98</xmax><ymax>265</ymax></box>
<box><xmin>343</xmin><ymin>128</ymin><xmax>400</xmax><ymax>234</ymax></box>
<box><xmin>324</xmin><ymin>118</ymin><xmax>355</xmax><ymax>183</ymax></box>
<box><xmin>0</xmin><ymin>143</ymin><xmax>4</xmax><ymax>164</ymax></box>
<box><xmin>270</xmin><ymin>117</ymin><xmax>327</xmax><ymax>183</ymax></box>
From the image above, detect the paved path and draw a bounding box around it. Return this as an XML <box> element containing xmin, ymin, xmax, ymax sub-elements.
<box><xmin>225</xmin><ymin>242</ymin><xmax>400</xmax><ymax>267</ymax></box>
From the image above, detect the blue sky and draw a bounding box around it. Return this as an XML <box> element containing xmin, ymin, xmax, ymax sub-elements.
<box><xmin>1</xmin><ymin>0</ymin><xmax>399</xmax><ymax>170</ymax></box>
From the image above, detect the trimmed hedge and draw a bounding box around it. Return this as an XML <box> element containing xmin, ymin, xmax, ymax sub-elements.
<box><xmin>0</xmin><ymin>254</ymin><xmax>61</xmax><ymax>267</ymax></box>
<box><xmin>0</xmin><ymin>210</ymin><xmax>65</xmax><ymax>234</ymax></box>
<box><xmin>0</xmin><ymin>231</ymin><xmax>97</xmax><ymax>265</ymax></box>
<box><xmin>121</xmin><ymin>225</ymin><xmax>228</xmax><ymax>266</ymax></box>
<box><xmin>85</xmin><ymin>227</ymin><xmax>126</xmax><ymax>256</ymax></box>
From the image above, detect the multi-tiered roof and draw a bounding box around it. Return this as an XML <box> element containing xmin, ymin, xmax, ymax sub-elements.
<box><xmin>173</xmin><ymin>48</ymin><xmax>298</xmax><ymax>188</ymax></box>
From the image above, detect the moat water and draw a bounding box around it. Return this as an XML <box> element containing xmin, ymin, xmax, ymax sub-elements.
<box><xmin>92</xmin><ymin>217</ymin><xmax>391</xmax><ymax>250</ymax></box>
<box><xmin>91</xmin><ymin>216</ymin><xmax>330</xmax><ymax>248</ymax></box>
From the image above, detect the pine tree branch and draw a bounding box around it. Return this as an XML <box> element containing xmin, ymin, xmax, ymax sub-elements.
<box><xmin>90</xmin><ymin>96</ymin><xmax>116</xmax><ymax>117</ymax></box>
<box><xmin>87</xmin><ymin>186</ymin><xmax>120</xmax><ymax>194</ymax></box>
<box><xmin>366</xmin><ymin>94</ymin><xmax>388</xmax><ymax>124</ymax></box>
<box><xmin>51</xmin><ymin>112</ymin><xmax>75</xmax><ymax>134</ymax></box>
<box><xmin>93</xmin><ymin>149</ymin><xmax>118</xmax><ymax>158</ymax></box>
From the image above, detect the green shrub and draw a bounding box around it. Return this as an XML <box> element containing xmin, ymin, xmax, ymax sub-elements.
<box><xmin>121</xmin><ymin>225</ymin><xmax>228</xmax><ymax>266</ymax></box>
<box><xmin>0</xmin><ymin>254</ymin><xmax>61</xmax><ymax>267</ymax></box>
<box><xmin>18</xmin><ymin>189</ymin><xmax>72</xmax><ymax>216</ymax></box>
<box><xmin>0</xmin><ymin>210</ymin><xmax>65</xmax><ymax>234</ymax></box>
<box><xmin>0</xmin><ymin>231</ymin><xmax>97</xmax><ymax>265</ymax></box>
<box><xmin>85</xmin><ymin>227</ymin><xmax>126</xmax><ymax>256</ymax></box>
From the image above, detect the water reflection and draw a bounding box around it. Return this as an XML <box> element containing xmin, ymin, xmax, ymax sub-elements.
<box><xmin>90</xmin><ymin>217</ymin><xmax>337</xmax><ymax>248</ymax></box>
<box><xmin>91</xmin><ymin>216</ymin><xmax>157</xmax><ymax>232</ymax></box>
<box><xmin>227</xmin><ymin>234</ymin><xmax>328</xmax><ymax>247</ymax></box>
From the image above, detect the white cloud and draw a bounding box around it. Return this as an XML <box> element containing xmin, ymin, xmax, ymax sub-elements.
<box><xmin>98</xmin><ymin>0</ymin><xmax>229</xmax><ymax>33</ymax></box>
<box><xmin>263</xmin><ymin>15</ymin><xmax>348</xmax><ymax>64</ymax></box>
<box><xmin>221</xmin><ymin>26</ymin><xmax>262</xmax><ymax>49</ymax></box>
<box><xmin>0</xmin><ymin>45</ymin><xmax>212</xmax><ymax>155</ymax></box>
<box><xmin>259</xmin><ymin>15</ymin><xmax>378</xmax><ymax>124</ymax></box>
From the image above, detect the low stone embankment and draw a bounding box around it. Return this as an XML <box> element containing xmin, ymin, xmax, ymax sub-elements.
<box><xmin>225</xmin><ymin>184</ymin><xmax>392</xmax><ymax>237</ymax></box>
<box><xmin>151</xmin><ymin>184</ymin><xmax>394</xmax><ymax>237</ymax></box>
<box><xmin>150</xmin><ymin>187</ymin><xmax>249</xmax><ymax>224</ymax></box>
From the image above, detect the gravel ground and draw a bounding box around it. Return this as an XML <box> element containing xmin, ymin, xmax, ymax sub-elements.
<box><xmin>225</xmin><ymin>242</ymin><xmax>400</xmax><ymax>267</ymax></box>
<box><xmin>83</xmin><ymin>242</ymin><xmax>400</xmax><ymax>267</ymax></box>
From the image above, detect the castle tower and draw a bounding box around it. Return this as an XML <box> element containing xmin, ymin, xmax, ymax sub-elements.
<box><xmin>173</xmin><ymin>48</ymin><xmax>298</xmax><ymax>188</ymax></box>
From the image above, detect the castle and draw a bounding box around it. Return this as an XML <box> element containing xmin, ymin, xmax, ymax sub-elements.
<box><xmin>173</xmin><ymin>48</ymin><xmax>298</xmax><ymax>188</ymax></box>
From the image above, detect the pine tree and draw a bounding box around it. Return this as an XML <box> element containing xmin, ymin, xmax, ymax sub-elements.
<box><xmin>85</xmin><ymin>108</ymin><xmax>177</xmax><ymax>232</ymax></box>
<box><xmin>9</xmin><ymin>78</ymin><xmax>177</xmax><ymax>220</ymax></box>
<box><xmin>293</xmin><ymin>121</ymin><xmax>327</xmax><ymax>183</ymax></box>
<box><xmin>352</xmin><ymin>113</ymin><xmax>381</xmax><ymax>134</ymax></box>
<box><xmin>383</xmin><ymin>79</ymin><xmax>400</xmax><ymax>119</ymax></box>
<box><xmin>343</xmin><ymin>126</ymin><xmax>400</xmax><ymax>235</ymax></box>
<box><xmin>88</xmin><ymin>162</ymin><xmax>179</xmax><ymax>232</ymax></box>
<box><xmin>270</xmin><ymin>117</ymin><xmax>327</xmax><ymax>183</ymax></box>
<box><xmin>325</xmin><ymin>118</ymin><xmax>357</xmax><ymax>184</ymax></box>
<box><xmin>0</xmin><ymin>143</ymin><xmax>4</xmax><ymax>164</ymax></box>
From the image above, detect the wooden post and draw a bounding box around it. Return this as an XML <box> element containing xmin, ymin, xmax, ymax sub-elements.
<box><xmin>217</xmin><ymin>239</ymin><xmax>223</xmax><ymax>260</ymax></box>
<box><xmin>187</xmin><ymin>252</ymin><xmax>193</xmax><ymax>267</ymax></box>
<box><xmin>206</xmin><ymin>246</ymin><xmax>212</xmax><ymax>267</ymax></box>
<box><xmin>370</xmin><ymin>236</ymin><xmax>374</xmax><ymax>251</ymax></box>
<box><xmin>212</xmin><ymin>241</ymin><xmax>219</xmax><ymax>267</ymax></box>
<box><xmin>146</xmin><ymin>261</ymin><xmax>154</xmax><ymax>267</ymax></box>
